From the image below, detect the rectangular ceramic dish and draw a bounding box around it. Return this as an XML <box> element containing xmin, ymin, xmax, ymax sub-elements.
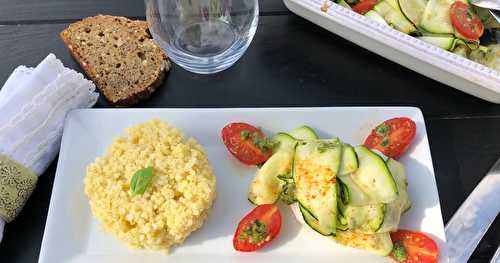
<box><xmin>283</xmin><ymin>0</ymin><xmax>500</xmax><ymax>103</ymax></box>
<box><xmin>38</xmin><ymin>107</ymin><xmax>447</xmax><ymax>262</ymax></box>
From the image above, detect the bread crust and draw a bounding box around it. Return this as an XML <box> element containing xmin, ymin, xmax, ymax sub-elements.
<box><xmin>60</xmin><ymin>15</ymin><xmax>169</xmax><ymax>107</ymax></box>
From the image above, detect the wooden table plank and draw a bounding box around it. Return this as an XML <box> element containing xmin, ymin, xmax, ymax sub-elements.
<box><xmin>1</xmin><ymin>16</ymin><xmax>500</xmax><ymax>118</ymax></box>
<box><xmin>0</xmin><ymin>116</ymin><xmax>497</xmax><ymax>261</ymax></box>
<box><xmin>0</xmin><ymin>0</ymin><xmax>289</xmax><ymax>23</ymax></box>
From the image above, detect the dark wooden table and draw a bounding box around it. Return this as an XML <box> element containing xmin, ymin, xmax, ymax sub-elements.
<box><xmin>0</xmin><ymin>0</ymin><xmax>498</xmax><ymax>262</ymax></box>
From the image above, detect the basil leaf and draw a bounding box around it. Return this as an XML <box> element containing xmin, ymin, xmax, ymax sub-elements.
<box><xmin>130</xmin><ymin>166</ymin><xmax>154</xmax><ymax>196</ymax></box>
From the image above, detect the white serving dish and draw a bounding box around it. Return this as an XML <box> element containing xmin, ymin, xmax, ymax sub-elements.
<box><xmin>283</xmin><ymin>0</ymin><xmax>500</xmax><ymax>103</ymax></box>
<box><xmin>38</xmin><ymin>107</ymin><xmax>447</xmax><ymax>262</ymax></box>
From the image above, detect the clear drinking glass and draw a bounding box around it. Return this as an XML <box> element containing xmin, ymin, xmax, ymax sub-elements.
<box><xmin>146</xmin><ymin>0</ymin><xmax>259</xmax><ymax>74</ymax></box>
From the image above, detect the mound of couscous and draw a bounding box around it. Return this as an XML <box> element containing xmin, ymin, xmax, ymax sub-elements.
<box><xmin>84</xmin><ymin>119</ymin><xmax>216</xmax><ymax>252</ymax></box>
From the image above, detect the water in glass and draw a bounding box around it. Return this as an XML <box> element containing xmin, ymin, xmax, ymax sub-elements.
<box><xmin>146</xmin><ymin>0</ymin><xmax>259</xmax><ymax>74</ymax></box>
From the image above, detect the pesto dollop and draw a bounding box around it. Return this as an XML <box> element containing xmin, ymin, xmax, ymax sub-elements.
<box><xmin>238</xmin><ymin>219</ymin><xmax>269</xmax><ymax>244</ymax></box>
<box><xmin>240</xmin><ymin>129</ymin><xmax>276</xmax><ymax>152</ymax></box>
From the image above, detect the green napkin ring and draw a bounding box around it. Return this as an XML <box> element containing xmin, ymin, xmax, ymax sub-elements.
<box><xmin>0</xmin><ymin>154</ymin><xmax>37</xmax><ymax>223</ymax></box>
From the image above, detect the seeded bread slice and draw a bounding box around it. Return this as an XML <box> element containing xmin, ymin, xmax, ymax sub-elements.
<box><xmin>60</xmin><ymin>15</ymin><xmax>170</xmax><ymax>106</ymax></box>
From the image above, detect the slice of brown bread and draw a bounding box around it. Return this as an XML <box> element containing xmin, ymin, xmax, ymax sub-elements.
<box><xmin>60</xmin><ymin>15</ymin><xmax>170</xmax><ymax>106</ymax></box>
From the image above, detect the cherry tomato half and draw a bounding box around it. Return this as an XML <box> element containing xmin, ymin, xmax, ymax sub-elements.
<box><xmin>233</xmin><ymin>204</ymin><xmax>282</xmax><ymax>252</ymax></box>
<box><xmin>450</xmin><ymin>1</ymin><xmax>484</xmax><ymax>40</ymax></box>
<box><xmin>364</xmin><ymin>117</ymin><xmax>416</xmax><ymax>159</ymax></box>
<box><xmin>391</xmin><ymin>230</ymin><xmax>439</xmax><ymax>263</ymax></box>
<box><xmin>352</xmin><ymin>0</ymin><xmax>378</xmax><ymax>14</ymax></box>
<box><xmin>222</xmin><ymin>122</ymin><xmax>273</xmax><ymax>165</ymax></box>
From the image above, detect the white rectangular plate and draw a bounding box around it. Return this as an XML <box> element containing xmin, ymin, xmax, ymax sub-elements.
<box><xmin>283</xmin><ymin>0</ymin><xmax>500</xmax><ymax>103</ymax></box>
<box><xmin>39</xmin><ymin>107</ymin><xmax>447</xmax><ymax>263</ymax></box>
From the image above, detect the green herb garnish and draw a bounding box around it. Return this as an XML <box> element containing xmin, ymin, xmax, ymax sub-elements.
<box><xmin>253</xmin><ymin>137</ymin><xmax>276</xmax><ymax>152</ymax></box>
<box><xmin>391</xmin><ymin>241</ymin><xmax>408</xmax><ymax>261</ymax></box>
<box><xmin>381</xmin><ymin>137</ymin><xmax>390</xmax><ymax>147</ymax></box>
<box><xmin>241</xmin><ymin>129</ymin><xmax>276</xmax><ymax>152</ymax></box>
<box><xmin>240</xmin><ymin>130</ymin><xmax>251</xmax><ymax>140</ymax></box>
<box><xmin>466</xmin><ymin>7</ymin><xmax>474</xmax><ymax>20</ymax></box>
<box><xmin>130</xmin><ymin>166</ymin><xmax>154</xmax><ymax>197</ymax></box>
<box><xmin>375</xmin><ymin>123</ymin><xmax>389</xmax><ymax>136</ymax></box>
<box><xmin>479</xmin><ymin>13</ymin><xmax>490</xmax><ymax>23</ymax></box>
<box><xmin>238</xmin><ymin>219</ymin><xmax>269</xmax><ymax>244</ymax></box>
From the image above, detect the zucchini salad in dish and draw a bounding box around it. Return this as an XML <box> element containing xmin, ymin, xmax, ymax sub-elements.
<box><xmin>222</xmin><ymin>118</ymin><xmax>439</xmax><ymax>262</ymax></box>
<box><xmin>321</xmin><ymin>0</ymin><xmax>500</xmax><ymax>71</ymax></box>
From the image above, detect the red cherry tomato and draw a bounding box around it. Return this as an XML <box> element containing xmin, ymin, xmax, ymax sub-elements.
<box><xmin>222</xmin><ymin>122</ymin><xmax>273</xmax><ymax>165</ymax></box>
<box><xmin>233</xmin><ymin>204</ymin><xmax>282</xmax><ymax>252</ymax></box>
<box><xmin>390</xmin><ymin>230</ymin><xmax>439</xmax><ymax>263</ymax></box>
<box><xmin>364</xmin><ymin>117</ymin><xmax>416</xmax><ymax>159</ymax></box>
<box><xmin>450</xmin><ymin>1</ymin><xmax>484</xmax><ymax>40</ymax></box>
<box><xmin>352</xmin><ymin>0</ymin><xmax>378</xmax><ymax>14</ymax></box>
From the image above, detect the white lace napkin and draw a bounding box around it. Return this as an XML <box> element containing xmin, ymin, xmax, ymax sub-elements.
<box><xmin>0</xmin><ymin>54</ymin><xmax>98</xmax><ymax>242</ymax></box>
